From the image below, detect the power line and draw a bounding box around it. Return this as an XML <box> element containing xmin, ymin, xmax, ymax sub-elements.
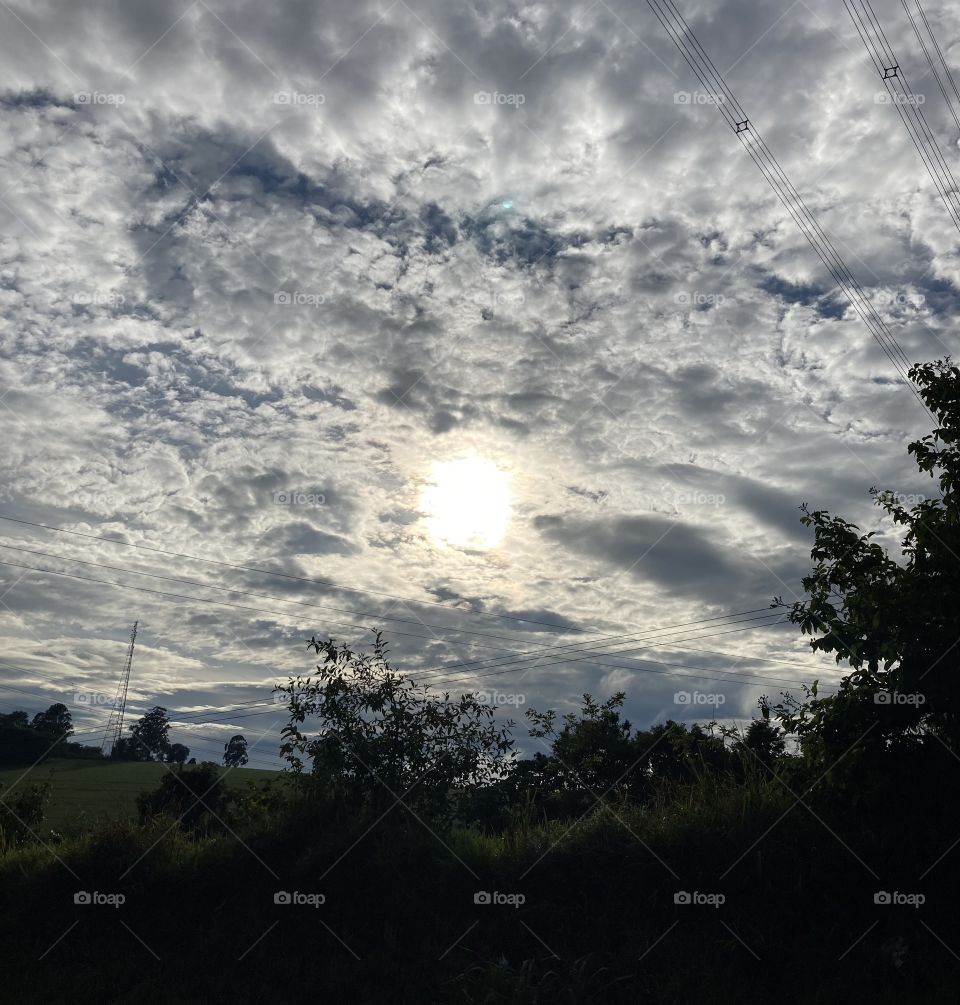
<box><xmin>426</xmin><ymin>652</ymin><xmax>836</xmax><ymax>695</ymax></box>
<box><xmin>0</xmin><ymin>661</ymin><xmax>283</xmax><ymax>728</ymax></box>
<box><xmin>0</xmin><ymin>514</ymin><xmax>588</xmax><ymax>635</ymax></box>
<box><xmin>0</xmin><ymin>551</ymin><xmax>785</xmax><ymax>669</ymax></box>
<box><xmin>903</xmin><ymin>0</ymin><xmax>960</xmax><ymax>134</ymax></box>
<box><xmin>0</xmin><ymin>620</ymin><xmax>791</xmax><ymax>727</ymax></box>
<box><xmin>412</xmin><ymin>611</ymin><xmax>786</xmax><ymax>680</ymax></box>
<box><xmin>0</xmin><ymin>681</ymin><xmax>284</xmax><ymax>768</ymax></box>
<box><xmin>916</xmin><ymin>1</ymin><xmax>960</xmax><ymax>116</ymax></box>
<box><xmin>420</xmin><ymin>622</ymin><xmax>835</xmax><ymax>693</ymax></box>
<box><xmin>647</xmin><ymin>0</ymin><xmax>934</xmax><ymax>420</ymax></box>
<box><xmin>654</xmin><ymin>0</ymin><xmax>914</xmax><ymax>380</ymax></box>
<box><xmin>0</xmin><ymin>556</ymin><xmax>558</xmax><ymax>655</ymax></box>
<box><xmin>1</xmin><ymin>618</ymin><xmax>832</xmax><ymax>744</ymax></box>
<box><xmin>0</xmin><ymin>596</ymin><xmax>811</xmax><ymax>708</ymax></box>
<box><xmin>845</xmin><ymin>0</ymin><xmax>960</xmax><ymax>234</ymax></box>
<box><xmin>2</xmin><ymin>609</ymin><xmax>786</xmax><ymax>712</ymax></box>
<box><xmin>0</xmin><ymin>540</ymin><xmax>569</xmax><ymax>650</ymax></box>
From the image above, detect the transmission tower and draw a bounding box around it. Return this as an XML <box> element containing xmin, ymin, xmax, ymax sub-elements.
<box><xmin>101</xmin><ymin>621</ymin><xmax>137</xmax><ymax>756</ymax></box>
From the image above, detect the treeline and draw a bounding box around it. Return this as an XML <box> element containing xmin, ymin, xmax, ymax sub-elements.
<box><xmin>0</xmin><ymin>700</ymin><xmax>251</xmax><ymax>770</ymax></box>
<box><xmin>0</xmin><ymin>703</ymin><xmax>94</xmax><ymax>764</ymax></box>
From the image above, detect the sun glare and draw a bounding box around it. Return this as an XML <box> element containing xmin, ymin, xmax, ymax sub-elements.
<box><xmin>420</xmin><ymin>456</ymin><xmax>511</xmax><ymax>550</ymax></box>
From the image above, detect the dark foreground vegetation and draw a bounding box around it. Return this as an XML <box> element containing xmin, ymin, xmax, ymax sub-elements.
<box><xmin>2</xmin><ymin>360</ymin><xmax>960</xmax><ymax>1003</ymax></box>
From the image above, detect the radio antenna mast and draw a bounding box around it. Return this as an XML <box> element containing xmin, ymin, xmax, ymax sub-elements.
<box><xmin>101</xmin><ymin>621</ymin><xmax>137</xmax><ymax>756</ymax></box>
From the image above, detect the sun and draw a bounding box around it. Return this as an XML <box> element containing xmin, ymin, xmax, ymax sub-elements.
<box><xmin>420</xmin><ymin>456</ymin><xmax>511</xmax><ymax>549</ymax></box>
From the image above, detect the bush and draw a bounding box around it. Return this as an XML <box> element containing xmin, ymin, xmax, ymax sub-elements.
<box><xmin>277</xmin><ymin>631</ymin><xmax>516</xmax><ymax>823</ymax></box>
<box><xmin>0</xmin><ymin>781</ymin><xmax>51</xmax><ymax>848</ymax></box>
<box><xmin>136</xmin><ymin>763</ymin><xmax>229</xmax><ymax>832</ymax></box>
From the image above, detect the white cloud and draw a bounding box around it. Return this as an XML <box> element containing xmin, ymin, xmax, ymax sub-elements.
<box><xmin>0</xmin><ymin>0</ymin><xmax>956</xmax><ymax>756</ymax></box>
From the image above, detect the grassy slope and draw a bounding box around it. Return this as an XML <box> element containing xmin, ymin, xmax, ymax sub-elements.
<box><xmin>1</xmin><ymin>784</ymin><xmax>957</xmax><ymax>1004</ymax></box>
<box><xmin>0</xmin><ymin>759</ymin><xmax>282</xmax><ymax>827</ymax></box>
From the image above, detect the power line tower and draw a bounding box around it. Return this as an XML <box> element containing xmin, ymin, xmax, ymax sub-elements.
<box><xmin>101</xmin><ymin>621</ymin><xmax>137</xmax><ymax>757</ymax></box>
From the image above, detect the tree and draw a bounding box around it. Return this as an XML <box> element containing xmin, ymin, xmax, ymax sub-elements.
<box><xmin>735</xmin><ymin>718</ymin><xmax>787</xmax><ymax>771</ymax></box>
<box><xmin>223</xmin><ymin>735</ymin><xmax>248</xmax><ymax>768</ymax></box>
<box><xmin>29</xmin><ymin>703</ymin><xmax>73</xmax><ymax>739</ymax></box>
<box><xmin>523</xmin><ymin>695</ymin><xmax>733</xmax><ymax>817</ymax></box>
<box><xmin>165</xmin><ymin>743</ymin><xmax>190</xmax><ymax>764</ymax></box>
<box><xmin>136</xmin><ymin>762</ymin><xmax>227</xmax><ymax>832</ymax></box>
<box><xmin>764</xmin><ymin>359</ymin><xmax>960</xmax><ymax>770</ymax></box>
<box><xmin>129</xmin><ymin>707</ymin><xmax>171</xmax><ymax>761</ymax></box>
<box><xmin>0</xmin><ymin>724</ymin><xmax>58</xmax><ymax>766</ymax></box>
<box><xmin>0</xmin><ymin>710</ymin><xmax>29</xmax><ymax>729</ymax></box>
<box><xmin>278</xmin><ymin>632</ymin><xmax>516</xmax><ymax>821</ymax></box>
<box><xmin>644</xmin><ymin>719</ymin><xmax>730</xmax><ymax>784</ymax></box>
<box><xmin>0</xmin><ymin>781</ymin><xmax>50</xmax><ymax>845</ymax></box>
<box><xmin>526</xmin><ymin>692</ymin><xmax>646</xmax><ymax>801</ymax></box>
<box><xmin>111</xmin><ymin>736</ymin><xmax>150</xmax><ymax>762</ymax></box>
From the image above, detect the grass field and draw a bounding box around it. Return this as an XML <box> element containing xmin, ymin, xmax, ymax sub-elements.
<box><xmin>0</xmin><ymin>759</ymin><xmax>283</xmax><ymax>828</ymax></box>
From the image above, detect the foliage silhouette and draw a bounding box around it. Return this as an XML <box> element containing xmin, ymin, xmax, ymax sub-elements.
<box><xmin>277</xmin><ymin>631</ymin><xmax>515</xmax><ymax>822</ymax></box>
<box><xmin>765</xmin><ymin>359</ymin><xmax>960</xmax><ymax>796</ymax></box>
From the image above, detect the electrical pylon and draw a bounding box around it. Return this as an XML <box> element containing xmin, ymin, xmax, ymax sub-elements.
<box><xmin>101</xmin><ymin>621</ymin><xmax>137</xmax><ymax>756</ymax></box>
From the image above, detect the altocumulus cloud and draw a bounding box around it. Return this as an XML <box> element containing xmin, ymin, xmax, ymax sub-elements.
<box><xmin>0</xmin><ymin>0</ymin><xmax>956</xmax><ymax>755</ymax></box>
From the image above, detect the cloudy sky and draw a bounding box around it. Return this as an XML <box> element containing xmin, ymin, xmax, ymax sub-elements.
<box><xmin>0</xmin><ymin>0</ymin><xmax>956</xmax><ymax>766</ymax></box>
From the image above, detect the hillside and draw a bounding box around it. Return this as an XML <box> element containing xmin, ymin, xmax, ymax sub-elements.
<box><xmin>0</xmin><ymin>759</ymin><xmax>284</xmax><ymax>828</ymax></box>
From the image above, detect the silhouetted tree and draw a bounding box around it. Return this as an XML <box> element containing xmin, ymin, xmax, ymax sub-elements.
<box><xmin>278</xmin><ymin>631</ymin><xmax>515</xmax><ymax>821</ymax></box>
<box><xmin>643</xmin><ymin>719</ymin><xmax>730</xmax><ymax>784</ymax></box>
<box><xmin>0</xmin><ymin>724</ymin><xmax>57</xmax><ymax>765</ymax></box>
<box><xmin>129</xmin><ymin>707</ymin><xmax>171</xmax><ymax>761</ymax></box>
<box><xmin>223</xmin><ymin>734</ymin><xmax>248</xmax><ymax>768</ymax></box>
<box><xmin>29</xmin><ymin>703</ymin><xmax>73</xmax><ymax>739</ymax></box>
<box><xmin>111</xmin><ymin>736</ymin><xmax>149</xmax><ymax>762</ymax></box>
<box><xmin>765</xmin><ymin>360</ymin><xmax>960</xmax><ymax>771</ymax></box>
<box><xmin>738</xmin><ymin>718</ymin><xmax>787</xmax><ymax>770</ymax></box>
<box><xmin>526</xmin><ymin>692</ymin><xmax>647</xmax><ymax>801</ymax></box>
<box><xmin>0</xmin><ymin>780</ymin><xmax>50</xmax><ymax>844</ymax></box>
<box><xmin>165</xmin><ymin>743</ymin><xmax>190</xmax><ymax>764</ymax></box>
<box><xmin>136</xmin><ymin>762</ymin><xmax>227</xmax><ymax>832</ymax></box>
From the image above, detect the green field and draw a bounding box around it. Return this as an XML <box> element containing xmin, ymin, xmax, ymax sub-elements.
<box><xmin>0</xmin><ymin>759</ymin><xmax>283</xmax><ymax>828</ymax></box>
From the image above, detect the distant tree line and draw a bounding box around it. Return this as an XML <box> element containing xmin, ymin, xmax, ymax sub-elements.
<box><xmin>0</xmin><ymin>703</ymin><xmax>87</xmax><ymax>765</ymax></box>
